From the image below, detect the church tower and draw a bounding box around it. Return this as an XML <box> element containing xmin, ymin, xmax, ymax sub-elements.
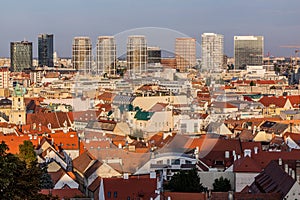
<box><xmin>10</xmin><ymin>84</ymin><xmax>26</xmax><ymax>125</ymax></box>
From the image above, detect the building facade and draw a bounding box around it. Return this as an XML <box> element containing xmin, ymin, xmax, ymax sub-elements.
<box><xmin>10</xmin><ymin>41</ymin><xmax>32</xmax><ymax>72</ymax></box>
<box><xmin>175</xmin><ymin>38</ymin><xmax>196</xmax><ymax>72</ymax></box>
<box><xmin>38</xmin><ymin>34</ymin><xmax>54</xmax><ymax>67</ymax></box>
<box><xmin>0</xmin><ymin>67</ymin><xmax>9</xmax><ymax>89</ymax></box>
<box><xmin>201</xmin><ymin>33</ymin><xmax>224</xmax><ymax>71</ymax></box>
<box><xmin>96</xmin><ymin>36</ymin><xmax>116</xmax><ymax>77</ymax></box>
<box><xmin>234</xmin><ymin>36</ymin><xmax>264</xmax><ymax>69</ymax></box>
<box><xmin>72</xmin><ymin>37</ymin><xmax>92</xmax><ymax>74</ymax></box>
<box><xmin>147</xmin><ymin>47</ymin><xmax>161</xmax><ymax>64</ymax></box>
<box><xmin>127</xmin><ymin>35</ymin><xmax>147</xmax><ymax>76</ymax></box>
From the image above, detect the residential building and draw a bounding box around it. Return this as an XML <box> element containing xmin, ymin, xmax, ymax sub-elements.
<box><xmin>234</xmin><ymin>36</ymin><xmax>264</xmax><ymax>69</ymax></box>
<box><xmin>127</xmin><ymin>35</ymin><xmax>147</xmax><ymax>76</ymax></box>
<box><xmin>96</xmin><ymin>36</ymin><xmax>116</xmax><ymax>76</ymax></box>
<box><xmin>10</xmin><ymin>40</ymin><xmax>32</xmax><ymax>72</ymax></box>
<box><xmin>72</xmin><ymin>37</ymin><xmax>92</xmax><ymax>74</ymax></box>
<box><xmin>38</xmin><ymin>33</ymin><xmax>54</xmax><ymax>67</ymax></box>
<box><xmin>175</xmin><ymin>38</ymin><xmax>196</xmax><ymax>72</ymax></box>
<box><xmin>201</xmin><ymin>33</ymin><xmax>224</xmax><ymax>71</ymax></box>
<box><xmin>0</xmin><ymin>66</ymin><xmax>9</xmax><ymax>89</ymax></box>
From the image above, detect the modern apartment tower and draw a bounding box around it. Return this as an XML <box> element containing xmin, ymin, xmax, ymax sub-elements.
<box><xmin>38</xmin><ymin>34</ymin><xmax>54</xmax><ymax>67</ymax></box>
<box><xmin>96</xmin><ymin>36</ymin><xmax>116</xmax><ymax>77</ymax></box>
<box><xmin>127</xmin><ymin>35</ymin><xmax>147</xmax><ymax>76</ymax></box>
<box><xmin>201</xmin><ymin>33</ymin><xmax>224</xmax><ymax>71</ymax></box>
<box><xmin>234</xmin><ymin>36</ymin><xmax>264</xmax><ymax>69</ymax></box>
<box><xmin>10</xmin><ymin>41</ymin><xmax>33</xmax><ymax>72</ymax></box>
<box><xmin>72</xmin><ymin>37</ymin><xmax>92</xmax><ymax>74</ymax></box>
<box><xmin>175</xmin><ymin>38</ymin><xmax>196</xmax><ymax>72</ymax></box>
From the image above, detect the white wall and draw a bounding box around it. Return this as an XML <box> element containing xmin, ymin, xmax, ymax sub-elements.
<box><xmin>235</xmin><ymin>172</ymin><xmax>259</xmax><ymax>192</ymax></box>
<box><xmin>54</xmin><ymin>174</ymin><xmax>79</xmax><ymax>189</ymax></box>
<box><xmin>198</xmin><ymin>172</ymin><xmax>235</xmax><ymax>191</ymax></box>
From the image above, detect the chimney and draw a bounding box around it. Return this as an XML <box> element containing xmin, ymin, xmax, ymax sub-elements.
<box><xmin>123</xmin><ymin>173</ymin><xmax>129</xmax><ymax>180</ymax></box>
<box><xmin>279</xmin><ymin>158</ymin><xmax>282</xmax><ymax>165</ymax></box>
<box><xmin>254</xmin><ymin>146</ymin><xmax>258</xmax><ymax>154</ymax></box>
<box><xmin>285</xmin><ymin>164</ymin><xmax>289</xmax><ymax>174</ymax></box>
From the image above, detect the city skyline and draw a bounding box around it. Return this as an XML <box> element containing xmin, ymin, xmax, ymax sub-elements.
<box><xmin>0</xmin><ymin>0</ymin><xmax>299</xmax><ymax>58</ymax></box>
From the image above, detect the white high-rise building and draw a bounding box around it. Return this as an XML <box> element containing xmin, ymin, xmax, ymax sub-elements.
<box><xmin>201</xmin><ymin>33</ymin><xmax>224</xmax><ymax>71</ymax></box>
<box><xmin>127</xmin><ymin>35</ymin><xmax>147</xmax><ymax>76</ymax></box>
<box><xmin>96</xmin><ymin>36</ymin><xmax>116</xmax><ymax>77</ymax></box>
<box><xmin>72</xmin><ymin>37</ymin><xmax>92</xmax><ymax>74</ymax></box>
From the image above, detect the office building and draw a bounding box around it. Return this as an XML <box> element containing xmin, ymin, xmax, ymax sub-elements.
<box><xmin>201</xmin><ymin>33</ymin><xmax>224</xmax><ymax>71</ymax></box>
<box><xmin>38</xmin><ymin>34</ymin><xmax>54</xmax><ymax>67</ymax></box>
<box><xmin>96</xmin><ymin>36</ymin><xmax>116</xmax><ymax>76</ymax></box>
<box><xmin>175</xmin><ymin>38</ymin><xmax>196</xmax><ymax>72</ymax></box>
<box><xmin>234</xmin><ymin>36</ymin><xmax>264</xmax><ymax>69</ymax></box>
<box><xmin>147</xmin><ymin>47</ymin><xmax>161</xmax><ymax>64</ymax></box>
<box><xmin>72</xmin><ymin>37</ymin><xmax>92</xmax><ymax>74</ymax></box>
<box><xmin>127</xmin><ymin>35</ymin><xmax>147</xmax><ymax>76</ymax></box>
<box><xmin>10</xmin><ymin>41</ymin><xmax>32</xmax><ymax>72</ymax></box>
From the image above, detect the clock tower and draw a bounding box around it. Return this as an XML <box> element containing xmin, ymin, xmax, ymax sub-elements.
<box><xmin>10</xmin><ymin>84</ymin><xmax>26</xmax><ymax>125</ymax></box>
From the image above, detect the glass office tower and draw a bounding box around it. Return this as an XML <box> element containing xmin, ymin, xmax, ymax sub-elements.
<box><xmin>38</xmin><ymin>34</ymin><xmax>54</xmax><ymax>67</ymax></box>
<box><xmin>234</xmin><ymin>36</ymin><xmax>264</xmax><ymax>69</ymax></box>
<box><xmin>10</xmin><ymin>41</ymin><xmax>33</xmax><ymax>72</ymax></box>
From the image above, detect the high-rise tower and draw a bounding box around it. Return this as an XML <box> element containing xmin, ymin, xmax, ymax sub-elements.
<box><xmin>234</xmin><ymin>36</ymin><xmax>264</xmax><ymax>69</ymax></box>
<box><xmin>96</xmin><ymin>36</ymin><xmax>116</xmax><ymax>77</ymax></box>
<box><xmin>175</xmin><ymin>38</ymin><xmax>196</xmax><ymax>72</ymax></box>
<box><xmin>72</xmin><ymin>37</ymin><xmax>92</xmax><ymax>74</ymax></box>
<box><xmin>127</xmin><ymin>35</ymin><xmax>147</xmax><ymax>76</ymax></box>
<box><xmin>38</xmin><ymin>34</ymin><xmax>54</xmax><ymax>67</ymax></box>
<box><xmin>201</xmin><ymin>33</ymin><xmax>224</xmax><ymax>71</ymax></box>
<box><xmin>10</xmin><ymin>41</ymin><xmax>32</xmax><ymax>72</ymax></box>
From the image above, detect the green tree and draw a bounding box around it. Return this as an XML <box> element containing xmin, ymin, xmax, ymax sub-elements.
<box><xmin>0</xmin><ymin>141</ymin><xmax>57</xmax><ymax>200</ymax></box>
<box><xmin>213</xmin><ymin>176</ymin><xmax>231</xmax><ymax>192</ymax></box>
<box><xmin>166</xmin><ymin>168</ymin><xmax>205</xmax><ymax>192</ymax></box>
<box><xmin>18</xmin><ymin>140</ymin><xmax>37</xmax><ymax>168</ymax></box>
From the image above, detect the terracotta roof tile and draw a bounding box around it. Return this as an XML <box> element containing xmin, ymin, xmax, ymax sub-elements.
<box><xmin>73</xmin><ymin>150</ymin><xmax>96</xmax><ymax>174</ymax></box>
<box><xmin>40</xmin><ymin>188</ymin><xmax>84</xmax><ymax>199</ymax></box>
<box><xmin>102</xmin><ymin>176</ymin><xmax>157</xmax><ymax>200</ymax></box>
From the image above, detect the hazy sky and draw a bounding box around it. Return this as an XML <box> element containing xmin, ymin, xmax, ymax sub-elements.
<box><xmin>0</xmin><ymin>0</ymin><xmax>299</xmax><ymax>58</ymax></box>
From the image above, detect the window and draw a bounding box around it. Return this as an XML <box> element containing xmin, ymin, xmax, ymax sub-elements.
<box><xmin>171</xmin><ymin>159</ymin><xmax>180</xmax><ymax>165</ymax></box>
<box><xmin>114</xmin><ymin>191</ymin><xmax>117</xmax><ymax>198</ymax></box>
<box><xmin>107</xmin><ymin>192</ymin><xmax>111</xmax><ymax>198</ymax></box>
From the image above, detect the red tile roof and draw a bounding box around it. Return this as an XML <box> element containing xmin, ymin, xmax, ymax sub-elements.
<box><xmin>40</xmin><ymin>188</ymin><xmax>84</xmax><ymax>199</ymax></box>
<box><xmin>27</xmin><ymin>112</ymin><xmax>72</xmax><ymax>129</ymax></box>
<box><xmin>163</xmin><ymin>192</ymin><xmax>206</xmax><ymax>200</ymax></box>
<box><xmin>210</xmin><ymin>101</ymin><xmax>237</xmax><ymax>109</ymax></box>
<box><xmin>0</xmin><ymin>135</ymin><xmax>39</xmax><ymax>154</ymax></box>
<box><xmin>102</xmin><ymin>176</ymin><xmax>157</xmax><ymax>200</ymax></box>
<box><xmin>259</xmin><ymin>96</ymin><xmax>289</xmax><ymax>108</ymax></box>
<box><xmin>233</xmin><ymin>156</ymin><xmax>262</xmax><ymax>172</ymax></box>
<box><xmin>97</xmin><ymin>92</ymin><xmax>116</xmax><ymax>102</ymax></box>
